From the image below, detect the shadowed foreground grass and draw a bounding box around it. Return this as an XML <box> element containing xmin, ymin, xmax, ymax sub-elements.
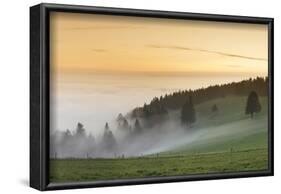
<box><xmin>50</xmin><ymin>148</ymin><xmax>268</xmax><ymax>183</ymax></box>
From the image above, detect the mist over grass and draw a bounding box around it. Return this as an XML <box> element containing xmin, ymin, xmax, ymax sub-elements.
<box><xmin>50</xmin><ymin>96</ymin><xmax>268</xmax><ymax>159</ymax></box>
<box><xmin>50</xmin><ymin>115</ymin><xmax>191</xmax><ymax>158</ymax></box>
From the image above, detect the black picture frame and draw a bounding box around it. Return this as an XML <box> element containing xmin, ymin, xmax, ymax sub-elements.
<box><xmin>30</xmin><ymin>3</ymin><xmax>274</xmax><ymax>191</ymax></box>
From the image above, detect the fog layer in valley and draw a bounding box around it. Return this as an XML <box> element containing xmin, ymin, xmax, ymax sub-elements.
<box><xmin>50</xmin><ymin>113</ymin><xmax>199</xmax><ymax>158</ymax></box>
<box><xmin>50</xmin><ymin>73</ymin><xmax>249</xmax><ymax>136</ymax></box>
<box><xmin>50</xmin><ymin>74</ymin><xmax>268</xmax><ymax>159</ymax></box>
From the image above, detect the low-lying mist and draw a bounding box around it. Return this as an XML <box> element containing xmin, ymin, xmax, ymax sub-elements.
<box><xmin>50</xmin><ymin>77</ymin><xmax>268</xmax><ymax>159</ymax></box>
<box><xmin>50</xmin><ymin>112</ymin><xmax>203</xmax><ymax>159</ymax></box>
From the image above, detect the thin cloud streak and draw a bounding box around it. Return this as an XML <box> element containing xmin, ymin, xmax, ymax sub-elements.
<box><xmin>226</xmin><ymin>65</ymin><xmax>242</xmax><ymax>68</ymax></box>
<box><xmin>65</xmin><ymin>25</ymin><xmax>142</xmax><ymax>31</ymax></box>
<box><xmin>91</xmin><ymin>49</ymin><xmax>107</xmax><ymax>53</ymax></box>
<box><xmin>148</xmin><ymin>44</ymin><xmax>267</xmax><ymax>61</ymax></box>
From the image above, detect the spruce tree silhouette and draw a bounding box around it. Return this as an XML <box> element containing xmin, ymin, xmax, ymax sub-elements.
<box><xmin>181</xmin><ymin>95</ymin><xmax>196</xmax><ymax>128</ymax></box>
<box><xmin>245</xmin><ymin>91</ymin><xmax>261</xmax><ymax>118</ymax></box>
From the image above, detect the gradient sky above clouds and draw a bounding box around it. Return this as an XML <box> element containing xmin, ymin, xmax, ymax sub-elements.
<box><xmin>50</xmin><ymin>12</ymin><xmax>268</xmax><ymax>77</ymax></box>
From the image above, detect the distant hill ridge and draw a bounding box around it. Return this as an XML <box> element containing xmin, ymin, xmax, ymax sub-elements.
<box><xmin>130</xmin><ymin>77</ymin><xmax>268</xmax><ymax>119</ymax></box>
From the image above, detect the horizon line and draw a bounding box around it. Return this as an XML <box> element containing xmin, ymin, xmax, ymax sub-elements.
<box><xmin>52</xmin><ymin>68</ymin><xmax>268</xmax><ymax>77</ymax></box>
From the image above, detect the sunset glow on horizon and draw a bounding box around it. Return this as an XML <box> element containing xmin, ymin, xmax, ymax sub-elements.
<box><xmin>50</xmin><ymin>12</ymin><xmax>268</xmax><ymax>77</ymax></box>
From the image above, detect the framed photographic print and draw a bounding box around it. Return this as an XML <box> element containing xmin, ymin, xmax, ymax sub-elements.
<box><xmin>30</xmin><ymin>3</ymin><xmax>274</xmax><ymax>191</ymax></box>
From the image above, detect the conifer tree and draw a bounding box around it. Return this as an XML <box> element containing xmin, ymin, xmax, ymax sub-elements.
<box><xmin>181</xmin><ymin>96</ymin><xmax>196</xmax><ymax>127</ymax></box>
<box><xmin>134</xmin><ymin>119</ymin><xmax>142</xmax><ymax>133</ymax></box>
<box><xmin>245</xmin><ymin>91</ymin><xmax>261</xmax><ymax>118</ymax></box>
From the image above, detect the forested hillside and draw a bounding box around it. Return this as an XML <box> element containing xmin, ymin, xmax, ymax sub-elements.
<box><xmin>130</xmin><ymin>77</ymin><xmax>268</xmax><ymax>119</ymax></box>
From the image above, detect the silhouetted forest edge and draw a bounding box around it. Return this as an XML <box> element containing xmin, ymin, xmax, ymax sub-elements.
<box><xmin>130</xmin><ymin>76</ymin><xmax>268</xmax><ymax>119</ymax></box>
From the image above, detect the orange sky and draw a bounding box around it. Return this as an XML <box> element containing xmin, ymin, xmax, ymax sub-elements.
<box><xmin>50</xmin><ymin>12</ymin><xmax>268</xmax><ymax>76</ymax></box>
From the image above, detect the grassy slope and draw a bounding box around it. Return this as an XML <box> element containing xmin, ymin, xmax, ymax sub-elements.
<box><xmin>50</xmin><ymin>96</ymin><xmax>269</xmax><ymax>182</ymax></box>
<box><xmin>161</xmin><ymin>96</ymin><xmax>268</xmax><ymax>155</ymax></box>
